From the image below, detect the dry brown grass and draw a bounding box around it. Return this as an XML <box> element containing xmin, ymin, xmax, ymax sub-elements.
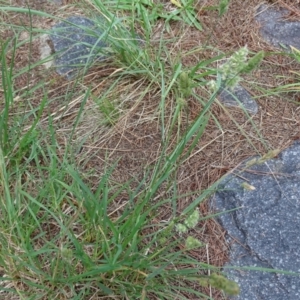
<box><xmin>1</xmin><ymin>0</ymin><xmax>300</xmax><ymax>299</ymax></box>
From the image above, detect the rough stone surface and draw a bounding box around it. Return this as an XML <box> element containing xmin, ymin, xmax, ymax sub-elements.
<box><xmin>256</xmin><ymin>4</ymin><xmax>300</xmax><ymax>51</ymax></box>
<box><xmin>211</xmin><ymin>141</ymin><xmax>300</xmax><ymax>299</ymax></box>
<box><xmin>218</xmin><ymin>85</ymin><xmax>258</xmax><ymax>115</ymax></box>
<box><xmin>50</xmin><ymin>16</ymin><xmax>109</xmax><ymax>79</ymax></box>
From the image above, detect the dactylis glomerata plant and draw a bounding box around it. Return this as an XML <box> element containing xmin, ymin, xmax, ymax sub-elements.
<box><xmin>176</xmin><ymin>208</ymin><xmax>200</xmax><ymax>234</ymax></box>
<box><xmin>175</xmin><ymin>208</ymin><xmax>204</xmax><ymax>250</ymax></box>
<box><xmin>176</xmin><ymin>209</ymin><xmax>240</xmax><ymax>296</ymax></box>
<box><xmin>207</xmin><ymin>46</ymin><xmax>265</xmax><ymax>91</ymax></box>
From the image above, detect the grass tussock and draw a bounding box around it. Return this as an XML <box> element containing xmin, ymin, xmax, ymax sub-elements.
<box><xmin>0</xmin><ymin>0</ymin><xmax>300</xmax><ymax>299</ymax></box>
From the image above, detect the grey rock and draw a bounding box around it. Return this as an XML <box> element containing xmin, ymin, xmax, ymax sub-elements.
<box><xmin>211</xmin><ymin>141</ymin><xmax>300</xmax><ymax>299</ymax></box>
<box><xmin>256</xmin><ymin>4</ymin><xmax>300</xmax><ymax>51</ymax></box>
<box><xmin>218</xmin><ymin>85</ymin><xmax>258</xmax><ymax>115</ymax></box>
<box><xmin>50</xmin><ymin>16</ymin><xmax>109</xmax><ymax>79</ymax></box>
